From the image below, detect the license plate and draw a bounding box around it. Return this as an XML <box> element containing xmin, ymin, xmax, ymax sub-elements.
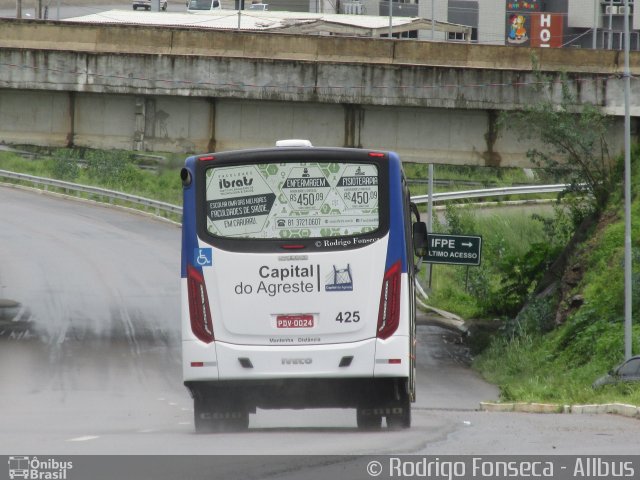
<box><xmin>276</xmin><ymin>314</ymin><xmax>314</xmax><ymax>328</ymax></box>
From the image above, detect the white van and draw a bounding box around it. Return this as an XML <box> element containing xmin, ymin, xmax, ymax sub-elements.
<box><xmin>187</xmin><ymin>0</ymin><xmax>222</xmax><ymax>12</ymax></box>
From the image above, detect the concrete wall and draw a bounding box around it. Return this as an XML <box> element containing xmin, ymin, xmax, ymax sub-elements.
<box><xmin>0</xmin><ymin>90</ymin><xmax>70</xmax><ymax>145</ymax></box>
<box><xmin>0</xmin><ymin>20</ymin><xmax>637</xmax><ymax>165</ymax></box>
<box><xmin>2</xmin><ymin>46</ymin><xmax>638</xmax><ymax>116</ymax></box>
<box><xmin>1</xmin><ymin>19</ymin><xmax>638</xmax><ymax>73</ymax></box>
<box><xmin>0</xmin><ymin>89</ymin><xmax>628</xmax><ymax>167</ymax></box>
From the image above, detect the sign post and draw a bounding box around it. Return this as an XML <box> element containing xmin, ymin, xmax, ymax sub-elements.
<box><xmin>424</xmin><ymin>233</ymin><xmax>482</xmax><ymax>266</ymax></box>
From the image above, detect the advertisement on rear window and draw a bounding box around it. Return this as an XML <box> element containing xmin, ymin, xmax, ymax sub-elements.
<box><xmin>205</xmin><ymin>162</ymin><xmax>379</xmax><ymax>239</ymax></box>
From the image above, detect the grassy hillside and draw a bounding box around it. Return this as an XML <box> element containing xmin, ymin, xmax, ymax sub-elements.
<box><xmin>0</xmin><ymin>147</ymin><xmax>183</xmax><ymax>206</ymax></box>
<box><xmin>475</xmin><ymin>149</ymin><xmax>640</xmax><ymax>405</ymax></box>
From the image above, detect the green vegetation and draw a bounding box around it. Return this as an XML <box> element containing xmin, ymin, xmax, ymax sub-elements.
<box><xmin>499</xmin><ymin>64</ymin><xmax>615</xmax><ymax>214</ymax></box>
<box><xmin>425</xmin><ymin>203</ymin><xmax>564</xmax><ymax>321</ymax></box>
<box><xmin>421</xmin><ymin>154</ymin><xmax>640</xmax><ymax>405</ymax></box>
<box><xmin>0</xmin><ymin>147</ymin><xmax>184</xmax><ymax>207</ymax></box>
<box><xmin>404</xmin><ymin>163</ymin><xmax>543</xmax><ymax>187</ymax></box>
<box><xmin>472</xmin><ymin>148</ymin><xmax>640</xmax><ymax>406</ymax></box>
<box><xmin>455</xmin><ymin>60</ymin><xmax>640</xmax><ymax>406</ymax></box>
<box><xmin>404</xmin><ymin>163</ymin><xmax>555</xmax><ymax>198</ymax></box>
<box><xmin>2</xmin><ymin>146</ymin><xmax>553</xmax><ymax>210</ymax></box>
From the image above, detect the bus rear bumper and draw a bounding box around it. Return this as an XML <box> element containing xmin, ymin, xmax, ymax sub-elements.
<box><xmin>182</xmin><ymin>336</ymin><xmax>409</xmax><ymax>382</ymax></box>
<box><xmin>184</xmin><ymin>376</ymin><xmax>409</xmax><ymax>411</ymax></box>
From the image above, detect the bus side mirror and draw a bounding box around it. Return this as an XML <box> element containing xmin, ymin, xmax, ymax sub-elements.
<box><xmin>181</xmin><ymin>168</ymin><xmax>192</xmax><ymax>187</ymax></box>
<box><xmin>412</xmin><ymin>222</ymin><xmax>427</xmax><ymax>257</ymax></box>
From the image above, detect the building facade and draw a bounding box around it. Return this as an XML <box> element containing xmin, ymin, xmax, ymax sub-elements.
<box><xmin>282</xmin><ymin>0</ymin><xmax>639</xmax><ymax>49</ymax></box>
<box><xmin>415</xmin><ymin>0</ymin><xmax>639</xmax><ymax>49</ymax></box>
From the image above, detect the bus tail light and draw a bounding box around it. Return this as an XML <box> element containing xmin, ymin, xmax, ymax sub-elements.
<box><xmin>280</xmin><ymin>244</ymin><xmax>306</xmax><ymax>250</ymax></box>
<box><xmin>377</xmin><ymin>261</ymin><xmax>401</xmax><ymax>340</ymax></box>
<box><xmin>187</xmin><ymin>265</ymin><xmax>214</xmax><ymax>344</ymax></box>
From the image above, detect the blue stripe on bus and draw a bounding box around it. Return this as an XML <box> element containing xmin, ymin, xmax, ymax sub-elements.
<box><xmin>385</xmin><ymin>152</ymin><xmax>407</xmax><ymax>274</ymax></box>
<box><xmin>181</xmin><ymin>156</ymin><xmax>200</xmax><ymax>279</ymax></box>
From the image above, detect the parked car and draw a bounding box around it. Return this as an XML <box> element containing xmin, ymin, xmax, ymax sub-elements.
<box><xmin>592</xmin><ymin>356</ymin><xmax>640</xmax><ymax>388</ymax></box>
<box><xmin>133</xmin><ymin>0</ymin><xmax>168</xmax><ymax>11</ymax></box>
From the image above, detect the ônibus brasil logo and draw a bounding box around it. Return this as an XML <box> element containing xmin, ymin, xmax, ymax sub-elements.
<box><xmin>8</xmin><ymin>456</ymin><xmax>73</xmax><ymax>480</ymax></box>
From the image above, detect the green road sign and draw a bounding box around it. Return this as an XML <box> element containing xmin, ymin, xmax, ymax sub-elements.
<box><xmin>425</xmin><ymin>233</ymin><xmax>482</xmax><ymax>266</ymax></box>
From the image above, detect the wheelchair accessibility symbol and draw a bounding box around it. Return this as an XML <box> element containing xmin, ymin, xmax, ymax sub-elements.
<box><xmin>194</xmin><ymin>248</ymin><xmax>213</xmax><ymax>267</ymax></box>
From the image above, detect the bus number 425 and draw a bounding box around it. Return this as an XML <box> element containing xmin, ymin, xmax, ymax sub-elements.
<box><xmin>336</xmin><ymin>311</ymin><xmax>360</xmax><ymax>323</ymax></box>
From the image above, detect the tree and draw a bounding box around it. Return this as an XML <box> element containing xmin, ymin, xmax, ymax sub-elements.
<box><xmin>499</xmin><ymin>58</ymin><xmax>614</xmax><ymax>214</ymax></box>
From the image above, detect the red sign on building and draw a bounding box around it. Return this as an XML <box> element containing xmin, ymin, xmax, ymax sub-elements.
<box><xmin>529</xmin><ymin>13</ymin><xmax>564</xmax><ymax>48</ymax></box>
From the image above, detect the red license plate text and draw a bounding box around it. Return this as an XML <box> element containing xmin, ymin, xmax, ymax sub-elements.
<box><xmin>276</xmin><ymin>315</ymin><xmax>314</xmax><ymax>328</ymax></box>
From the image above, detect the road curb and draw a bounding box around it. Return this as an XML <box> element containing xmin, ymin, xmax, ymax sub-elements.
<box><xmin>480</xmin><ymin>401</ymin><xmax>640</xmax><ymax>419</ymax></box>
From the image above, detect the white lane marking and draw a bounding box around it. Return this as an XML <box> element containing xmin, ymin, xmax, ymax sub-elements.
<box><xmin>67</xmin><ymin>435</ymin><xmax>100</xmax><ymax>442</ymax></box>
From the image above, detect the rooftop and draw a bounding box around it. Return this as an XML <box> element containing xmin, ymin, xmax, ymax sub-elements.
<box><xmin>65</xmin><ymin>9</ymin><xmax>472</xmax><ymax>38</ymax></box>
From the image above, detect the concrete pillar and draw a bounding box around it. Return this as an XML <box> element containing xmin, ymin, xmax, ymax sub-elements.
<box><xmin>134</xmin><ymin>97</ymin><xmax>145</xmax><ymax>151</ymax></box>
<box><xmin>207</xmin><ymin>98</ymin><xmax>217</xmax><ymax>153</ymax></box>
<box><xmin>66</xmin><ymin>92</ymin><xmax>76</xmax><ymax>148</ymax></box>
<box><xmin>483</xmin><ymin>109</ymin><xmax>501</xmax><ymax>167</ymax></box>
<box><xmin>344</xmin><ymin>104</ymin><xmax>364</xmax><ymax>148</ymax></box>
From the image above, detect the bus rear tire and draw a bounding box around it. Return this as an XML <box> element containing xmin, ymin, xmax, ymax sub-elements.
<box><xmin>386</xmin><ymin>410</ymin><xmax>411</xmax><ymax>429</ymax></box>
<box><xmin>386</xmin><ymin>391</ymin><xmax>411</xmax><ymax>430</ymax></box>
<box><xmin>193</xmin><ymin>396</ymin><xmax>249</xmax><ymax>433</ymax></box>
<box><xmin>356</xmin><ymin>408</ymin><xmax>382</xmax><ymax>430</ymax></box>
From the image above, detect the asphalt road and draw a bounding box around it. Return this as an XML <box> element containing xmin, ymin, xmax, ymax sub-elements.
<box><xmin>0</xmin><ymin>185</ymin><xmax>638</xmax><ymax>461</ymax></box>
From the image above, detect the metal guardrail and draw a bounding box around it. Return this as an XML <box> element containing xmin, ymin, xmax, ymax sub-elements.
<box><xmin>411</xmin><ymin>184</ymin><xmax>569</xmax><ymax>204</ymax></box>
<box><xmin>0</xmin><ymin>169</ymin><xmax>182</xmax><ymax>217</ymax></box>
<box><xmin>0</xmin><ymin>169</ymin><xmax>569</xmax><ymax>216</ymax></box>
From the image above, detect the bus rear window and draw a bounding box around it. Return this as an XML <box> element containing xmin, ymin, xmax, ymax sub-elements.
<box><xmin>205</xmin><ymin>162</ymin><xmax>379</xmax><ymax>239</ymax></box>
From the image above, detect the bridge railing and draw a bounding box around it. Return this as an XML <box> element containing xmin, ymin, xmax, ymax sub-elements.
<box><xmin>0</xmin><ymin>169</ymin><xmax>568</xmax><ymax>217</ymax></box>
<box><xmin>0</xmin><ymin>169</ymin><xmax>182</xmax><ymax>218</ymax></box>
<box><xmin>411</xmin><ymin>184</ymin><xmax>569</xmax><ymax>204</ymax></box>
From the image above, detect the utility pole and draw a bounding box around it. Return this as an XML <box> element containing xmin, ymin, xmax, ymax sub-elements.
<box><xmin>431</xmin><ymin>0</ymin><xmax>435</xmax><ymax>40</ymax></box>
<box><xmin>16</xmin><ymin>0</ymin><xmax>22</xmax><ymax>19</ymax></box>
<box><xmin>427</xmin><ymin>164</ymin><xmax>434</xmax><ymax>288</ymax></box>
<box><xmin>623</xmin><ymin>0</ymin><xmax>633</xmax><ymax>360</ymax></box>
<box><xmin>592</xmin><ymin>0</ymin><xmax>598</xmax><ymax>49</ymax></box>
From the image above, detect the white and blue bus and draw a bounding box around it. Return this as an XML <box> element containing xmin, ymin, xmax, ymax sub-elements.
<box><xmin>180</xmin><ymin>140</ymin><xmax>426</xmax><ymax>432</ymax></box>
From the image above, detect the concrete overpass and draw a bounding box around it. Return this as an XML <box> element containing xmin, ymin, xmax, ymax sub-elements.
<box><xmin>0</xmin><ymin>17</ymin><xmax>639</xmax><ymax>166</ymax></box>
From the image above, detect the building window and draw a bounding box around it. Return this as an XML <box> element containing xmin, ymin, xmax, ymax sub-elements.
<box><xmin>447</xmin><ymin>28</ymin><xmax>477</xmax><ymax>42</ymax></box>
